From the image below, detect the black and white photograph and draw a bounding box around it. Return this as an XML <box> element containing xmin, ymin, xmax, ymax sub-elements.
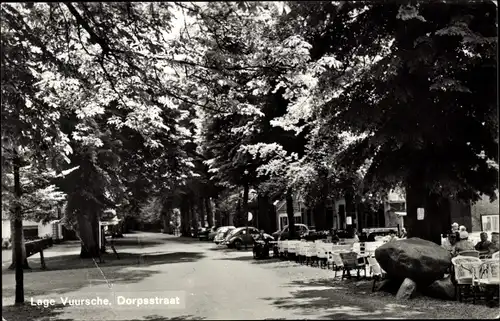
<box><xmin>1</xmin><ymin>1</ymin><xmax>499</xmax><ymax>320</ymax></box>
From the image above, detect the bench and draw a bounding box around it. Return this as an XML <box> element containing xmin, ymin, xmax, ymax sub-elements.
<box><xmin>25</xmin><ymin>238</ymin><xmax>53</xmax><ymax>270</ymax></box>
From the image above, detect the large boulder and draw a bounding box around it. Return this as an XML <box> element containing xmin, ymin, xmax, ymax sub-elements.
<box><xmin>396</xmin><ymin>278</ymin><xmax>417</xmax><ymax>300</ymax></box>
<box><xmin>424</xmin><ymin>275</ymin><xmax>456</xmax><ymax>301</ymax></box>
<box><xmin>375</xmin><ymin>238</ymin><xmax>452</xmax><ymax>286</ymax></box>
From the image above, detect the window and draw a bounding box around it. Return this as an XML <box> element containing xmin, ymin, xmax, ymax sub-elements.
<box><xmin>280</xmin><ymin>217</ymin><xmax>288</xmax><ymax>230</ymax></box>
<box><xmin>295</xmin><ymin>216</ymin><xmax>302</xmax><ymax>224</ymax></box>
<box><xmin>482</xmin><ymin>214</ymin><xmax>499</xmax><ymax>233</ymax></box>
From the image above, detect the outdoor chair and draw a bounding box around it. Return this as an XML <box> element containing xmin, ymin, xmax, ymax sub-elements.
<box><xmin>288</xmin><ymin>240</ymin><xmax>298</xmax><ymax>260</ymax></box>
<box><xmin>297</xmin><ymin>240</ymin><xmax>307</xmax><ymax>264</ymax></box>
<box><xmin>478</xmin><ymin>250</ymin><xmax>490</xmax><ymax>259</ymax></box>
<box><xmin>282</xmin><ymin>240</ymin><xmax>289</xmax><ymax>258</ymax></box>
<box><xmin>329</xmin><ymin>252</ymin><xmax>344</xmax><ymax>278</ymax></box>
<box><xmin>277</xmin><ymin>240</ymin><xmax>283</xmax><ymax>257</ymax></box>
<box><xmin>472</xmin><ymin>259</ymin><xmax>500</xmax><ymax>306</ymax></box>
<box><xmin>367</xmin><ymin>256</ymin><xmax>387</xmax><ymax>292</ymax></box>
<box><xmin>492</xmin><ymin>252</ymin><xmax>499</xmax><ymax>260</ymax></box>
<box><xmin>365</xmin><ymin>241</ymin><xmax>383</xmax><ymax>257</ymax></box>
<box><xmin>339</xmin><ymin>252</ymin><xmax>366</xmax><ymax>280</ymax></box>
<box><xmin>315</xmin><ymin>240</ymin><xmax>328</xmax><ymax>268</ymax></box>
<box><xmin>451</xmin><ymin>256</ymin><xmax>482</xmax><ymax>303</ymax></box>
<box><xmin>458</xmin><ymin>250</ymin><xmax>480</xmax><ymax>258</ymax></box>
<box><xmin>305</xmin><ymin>242</ymin><xmax>317</xmax><ymax>266</ymax></box>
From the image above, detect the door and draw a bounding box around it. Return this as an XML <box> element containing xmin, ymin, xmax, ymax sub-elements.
<box><xmin>339</xmin><ymin>205</ymin><xmax>346</xmax><ymax>229</ymax></box>
<box><xmin>326</xmin><ymin>207</ymin><xmax>334</xmax><ymax>229</ymax></box>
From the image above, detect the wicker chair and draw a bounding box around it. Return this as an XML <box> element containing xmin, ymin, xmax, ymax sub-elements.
<box><xmin>458</xmin><ymin>250</ymin><xmax>480</xmax><ymax>258</ymax></box>
<box><xmin>339</xmin><ymin>252</ymin><xmax>366</xmax><ymax>280</ymax></box>
<box><xmin>473</xmin><ymin>259</ymin><xmax>500</xmax><ymax>306</ymax></box>
<box><xmin>492</xmin><ymin>251</ymin><xmax>499</xmax><ymax>260</ymax></box>
<box><xmin>451</xmin><ymin>256</ymin><xmax>482</xmax><ymax>303</ymax></box>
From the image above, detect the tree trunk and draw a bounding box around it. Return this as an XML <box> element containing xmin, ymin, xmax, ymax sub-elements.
<box><xmin>345</xmin><ymin>190</ymin><xmax>355</xmax><ymax>229</ymax></box>
<box><xmin>405</xmin><ymin>176</ymin><xmax>444</xmax><ymax>244</ymax></box>
<box><xmin>199</xmin><ymin>198</ymin><xmax>206</xmax><ymax>228</ymax></box>
<box><xmin>213</xmin><ymin>197</ymin><xmax>221</xmax><ymax>227</ymax></box>
<box><xmin>257</xmin><ymin>194</ymin><xmax>271</xmax><ymax>233</ymax></box>
<box><xmin>313</xmin><ymin>202</ymin><xmax>326</xmax><ymax>231</ymax></box>
<box><xmin>162</xmin><ymin>211</ymin><xmax>169</xmax><ymax>234</ymax></box>
<box><xmin>286</xmin><ymin>188</ymin><xmax>296</xmax><ymax>239</ymax></box>
<box><xmin>180</xmin><ymin>196</ymin><xmax>190</xmax><ymax>236</ymax></box>
<box><xmin>235</xmin><ymin>198</ymin><xmax>242</xmax><ymax>227</ymax></box>
<box><xmin>205</xmin><ymin>198</ymin><xmax>214</xmax><ymax>227</ymax></box>
<box><xmin>78</xmin><ymin>210</ymin><xmax>99</xmax><ymax>258</ymax></box>
<box><xmin>11</xmin><ymin>149</ymin><xmax>25</xmax><ymax>304</ymax></box>
<box><xmin>190</xmin><ymin>199</ymin><xmax>198</xmax><ymax>235</ymax></box>
<box><xmin>243</xmin><ymin>183</ymin><xmax>249</xmax><ymax>227</ymax></box>
<box><xmin>9</xmin><ymin>219</ymin><xmax>28</xmax><ymax>270</ymax></box>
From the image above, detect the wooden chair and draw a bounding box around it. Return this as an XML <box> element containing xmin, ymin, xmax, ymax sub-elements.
<box><xmin>458</xmin><ymin>250</ymin><xmax>480</xmax><ymax>258</ymax></box>
<box><xmin>339</xmin><ymin>252</ymin><xmax>366</xmax><ymax>280</ymax></box>
<box><xmin>451</xmin><ymin>256</ymin><xmax>482</xmax><ymax>303</ymax></box>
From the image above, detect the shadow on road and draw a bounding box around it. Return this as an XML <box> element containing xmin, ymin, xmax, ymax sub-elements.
<box><xmin>3</xmin><ymin>267</ymin><xmax>160</xmax><ymax>298</ymax></box>
<box><xmin>2</xmin><ymin>303</ymin><xmax>204</xmax><ymax>321</ymax></box>
<box><xmin>127</xmin><ymin>316</ymin><xmax>205</xmax><ymax>321</ymax></box>
<box><xmin>3</xmin><ymin>252</ymin><xmax>205</xmax><ymax>274</ymax></box>
<box><xmin>2</xmin><ymin>303</ymin><xmax>74</xmax><ymax>321</ymax></box>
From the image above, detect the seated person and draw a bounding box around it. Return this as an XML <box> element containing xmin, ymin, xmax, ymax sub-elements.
<box><xmin>399</xmin><ymin>228</ymin><xmax>407</xmax><ymax>239</ymax></box>
<box><xmin>387</xmin><ymin>230</ymin><xmax>399</xmax><ymax>242</ymax></box>
<box><xmin>453</xmin><ymin>231</ymin><xmax>475</xmax><ymax>256</ymax></box>
<box><xmin>442</xmin><ymin>232</ymin><xmax>457</xmax><ymax>252</ymax></box>
<box><xmin>489</xmin><ymin>232</ymin><xmax>499</xmax><ymax>254</ymax></box>
<box><xmin>475</xmin><ymin>232</ymin><xmax>492</xmax><ymax>252</ymax></box>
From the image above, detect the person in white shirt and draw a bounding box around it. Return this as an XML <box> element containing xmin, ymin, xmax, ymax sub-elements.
<box><xmin>453</xmin><ymin>231</ymin><xmax>475</xmax><ymax>256</ymax></box>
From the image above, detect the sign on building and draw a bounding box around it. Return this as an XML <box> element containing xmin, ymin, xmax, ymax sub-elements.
<box><xmin>417</xmin><ymin>208</ymin><xmax>425</xmax><ymax>220</ymax></box>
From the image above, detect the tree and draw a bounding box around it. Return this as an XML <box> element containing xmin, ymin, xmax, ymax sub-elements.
<box><xmin>286</xmin><ymin>1</ymin><xmax>498</xmax><ymax>243</ymax></box>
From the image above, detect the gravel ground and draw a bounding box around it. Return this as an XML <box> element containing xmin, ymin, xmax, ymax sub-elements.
<box><xmin>2</xmin><ymin>232</ymin><xmax>498</xmax><ymax>320</ymax></box>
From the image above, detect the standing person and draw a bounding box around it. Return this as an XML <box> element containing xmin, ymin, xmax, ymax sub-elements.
<box><xmin>475</xmin><ymin>232</ymin><xmax>492</xmax><ymax>252</ymax></box>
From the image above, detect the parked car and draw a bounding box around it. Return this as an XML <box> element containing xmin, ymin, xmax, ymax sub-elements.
<box><xmin>223</xmin><ymin>227</ymin><xmax>274</xmax><ymax>250</ymax></box>
<box><xmin>208</xmin><ymin>227</ymin><xmax>220</xmax><ymax>241</ymax></box>
<box><xmin>273</xmin><ymin>224</ymin><xmax>310</xmax><ymax>240</ymax></box>
<box><xmin>362</xmin><ymin>227</ymin><xmax>399</xmax><ymax>242</ymax></box>
<box><xmin>213</xmin><ymin>226</ymin><xmax>236</xmax><ymax>244</ymax></box>
<box><xmin>198</xmin><ymin>226</ymin><xmax>217</xmax><ymax>241</ymax></box>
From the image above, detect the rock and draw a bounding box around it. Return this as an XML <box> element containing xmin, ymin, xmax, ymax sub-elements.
<box><xmin>376</xmin><ymin>278</ymin><xmax>403</xmax><ymax>294</ymax></box>
<box><xmin>396</xmin><ymin>278</ymin><xmax>417</xmax><ymax>300</ymax></box>
<box><xmin>424</xmin><ymin>275</ymin><xmax>456</xmax><ymax>301</ymax></box>
<box><xmin>375</xmin><ymin>237</ymin><xmax>452</xmax><ymax>286</ymax></box>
